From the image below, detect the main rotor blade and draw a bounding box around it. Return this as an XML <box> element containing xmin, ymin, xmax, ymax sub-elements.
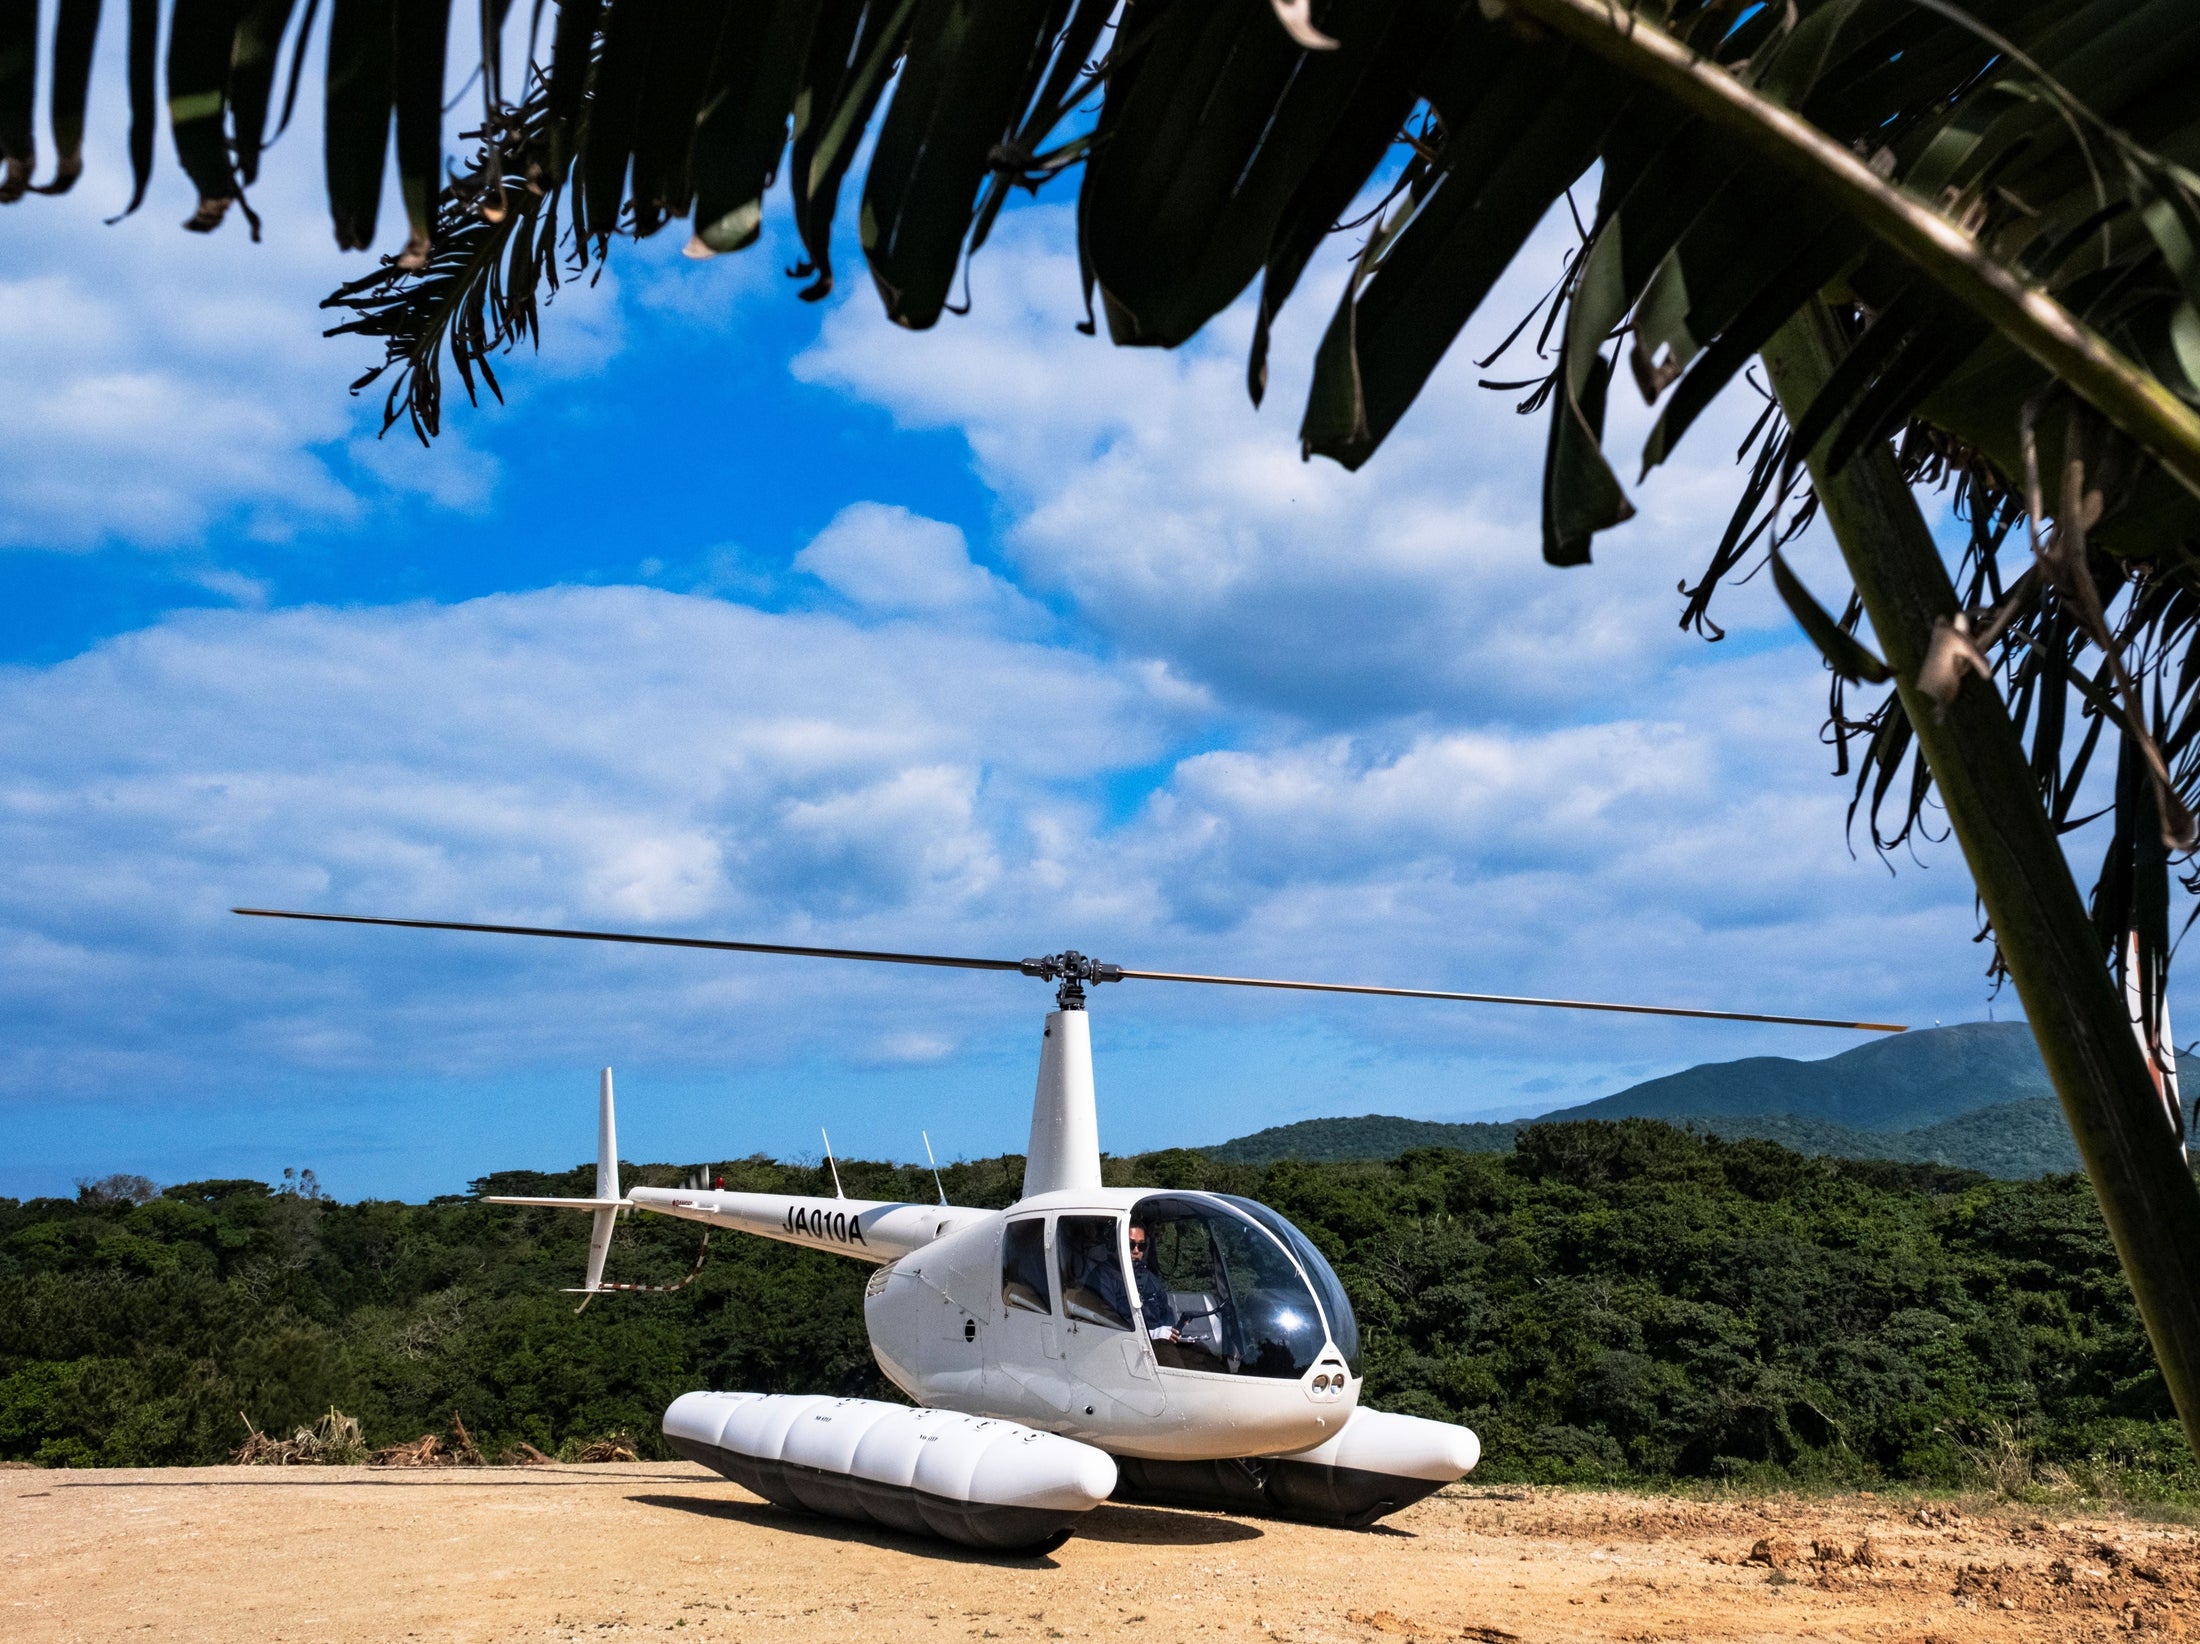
<box><xmin>229</xmin><ymin>908</ymin><xmax>1027</xmax><ymax>973</ymax></box>
<box><xmin>1112</xmin><ymin>967</ymin><xmax>1906</xmax><ymax>1033</ymax></box>
<box><xmin>232</xmin><ymin>907</ymin><xmax>1906</xmax><ymax>1032</ymax></box>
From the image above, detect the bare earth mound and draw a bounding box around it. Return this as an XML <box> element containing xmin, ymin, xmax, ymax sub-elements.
<box><xmin>5</xmin><ymin>1462</ymin><xmax>2196</xmax><ymax>1642</ymax></box>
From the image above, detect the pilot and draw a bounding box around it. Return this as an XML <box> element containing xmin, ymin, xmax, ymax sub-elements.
<box><xmin>1126</xmin><ymin>1220</ymin><xmax>1178</xmax><ymax>1341</ymax></box>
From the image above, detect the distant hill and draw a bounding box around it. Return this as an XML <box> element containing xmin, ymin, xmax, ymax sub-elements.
<box><xmin>1202</xmin><ymin>1021</ymin><xmax>2196</xmax><ymax>1178</ymax></box>
<box><xmin>1202</xmin><ymin>1099</ymin><xmax>2095</xmax><ymax>1178</ymax></box>
<box><xmin>1204</xmin><ymin>1115</ymin><xmax>1524</xmax><ymax>1165</ymax></box>
<box><xmin>1549</xmin><ymin>1020</ymin><xmax>2056</xmax><ymax>1131</ymax></box>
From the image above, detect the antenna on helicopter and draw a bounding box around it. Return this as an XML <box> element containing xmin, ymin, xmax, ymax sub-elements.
<box><xmin>821</xmin><ymin>1128</ymin><xmax>845</xmax><ymax>1199</ymax></box>
<box><xmin>922</xmin><ymin>1130</ymin><xmax>947</xmax><ymax>1207</ymax></box>
<box><xmin>231</xmin><ymin>907</ymin><xmax>1909</xmax><ymax>1033</ymax></box>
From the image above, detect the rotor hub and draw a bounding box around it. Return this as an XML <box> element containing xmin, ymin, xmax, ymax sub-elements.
<box><xmin>1018</xmin><ymin>950</ymin><xmax>1122</xmax><ymax>1011</ymax></box>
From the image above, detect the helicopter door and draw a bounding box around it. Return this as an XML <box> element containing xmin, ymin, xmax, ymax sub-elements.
<box><xmin>991</xmin><ymin>1216</ymin><xmax>1072</xmax><ymax>1414</ymax></box>
<box><xmin>1054</xmin><ymin>1214</ymin><xmax>1166</xmax><ymax>1418</ymax></box>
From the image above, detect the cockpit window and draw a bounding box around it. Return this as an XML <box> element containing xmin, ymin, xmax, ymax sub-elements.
<box><xmin>1000</xmin><ymin>1218</ymin><xmax>1051</xmax><ymax>1315</ymax></box>
<box><xmin>1055</xmin><ymin>1215</ymin><xmax>1133</xmax><ymax>1330</ymax></box>
<box><xmin>1218</xmin><ymin>1193</ymin><xmax>1362</xmax><ymax>1376</ymax></box>
<box><xmin>1131</xmin><ymin>1194</ymin><xmax>1326</xmax><ymax>1379</ymax></box>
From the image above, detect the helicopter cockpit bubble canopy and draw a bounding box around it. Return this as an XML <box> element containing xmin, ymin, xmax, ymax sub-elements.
<box><xmin>1131</xmin><ymin>1193</ymin><xmax>1357</xmax><ymax>1381</ymax></box>
<box><xmin>1215</xmin><ymin>1194</ymin><xmax>1362</xmax><ymax>1376</ymax></box>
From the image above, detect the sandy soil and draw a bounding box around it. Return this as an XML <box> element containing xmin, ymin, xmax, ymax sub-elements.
<box><xmin>6</xmin><ymin>1462</ymin><xmax>2198</xmax><ymax>1643</ymax></box>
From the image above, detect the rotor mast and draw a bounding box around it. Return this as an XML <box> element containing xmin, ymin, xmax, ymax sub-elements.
<box><xmin>1024</xmin><ymin>1001</ymin><xmax>1101</xmax><ymax>1197</ymax></box>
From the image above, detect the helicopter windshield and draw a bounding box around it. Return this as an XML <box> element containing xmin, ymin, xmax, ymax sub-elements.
<box><xmin>1130</xmin><ymin>1194</ymin><xmax>1327</xmax><ymax>1379</ymax></box>
<box><xmin>1215</xmin><ymin>1194</ymin><xmax>1362</xmax><ymax>1377</ymax></box>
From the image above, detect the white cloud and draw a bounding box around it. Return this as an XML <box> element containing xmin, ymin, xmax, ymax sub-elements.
<box><xmin>795</xmin><ymin>502</ymin><xmax>1039</xmax><ymax>625</ymax></box>
<box><xmin>795</xmin><ymin>206</ymin><xmax>1835</xmax><ymax>727</ymax></box>
<box><xmin>0</xmin><ymin>576</ymin><xmax>1988</xmax><ymax>1124</ymax></box>
<box><xmin>0</xmin><ymin>583</ymin><xmax>1200</xmax><ymax>1092</ymax></box>
<box><xmin>345</xmin><ymin>424</ymin><xmax>503</xmax><ymax>514</ymax></box>
<box><xmin>761</xmin><ymin>200</ymin><xmax>1988</xmax><ymax>1056</ymax></box>
<box><xmin>865</xmin><ymin>1031</ymin><xmax>958</xmax><ymax>1066</ymax></box>
<box><xmin>0</xmin><ymin>74</ymin><xmax>622</xmax><ymax>554</ymax></box>
<box><xmin>0</xmin><ymin>264</ymin><xmax>359</xmax><ymax>548</ymax></box>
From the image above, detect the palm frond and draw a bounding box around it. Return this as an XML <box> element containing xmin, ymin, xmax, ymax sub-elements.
<box><xmin>321</xmin><ymin>83</ymin><xmax>569</xmax><ymax>439</ymax></box>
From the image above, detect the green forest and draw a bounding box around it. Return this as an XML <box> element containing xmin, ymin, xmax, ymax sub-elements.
<box><xmin>3</xmin><ymin>1120</ymin><xmax>2192</xmax><ymax>1495</ymax></box>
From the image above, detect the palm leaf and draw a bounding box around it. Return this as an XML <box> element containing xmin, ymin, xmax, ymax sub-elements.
<box><xmin>166</xmin><ymin>0</ymin><xmax>241</xmax><ymax>221</ymax></box>
<box><xmin>16</xmin><ymin>0</ymin><xmax>2200</xmax><ymax>931</ymax></box>
<box><xmin>324</xmin><ymin>0</ymin><xmax>395</xmax><ymax>248</ymax></box>
<box><xmin>392</xmin><ymin>0</ymin><xmax>452</xmax><ymax>258</ymax></box>
<box><xmin>687</xmin><ymin>0</ymin><xmax>821</xmax><ymax>254</ymax></box>
<box><xmin>34</xmin><ymin>0</ymin><xmax>98</xmax><ymax>193</ymax></box>
<box><xmin>0</xmin><ymin>0</ymin><xmax>37</xmax><ymax>199</ymax></box>
<box><xmin>229</xmin><ymin>0</ymin><xmax>298</xmax><ymax>185</ymax></box>
<box><xmin>859</xmin><ymin>0</ymin><xmax>1056</xmax><ymax>329</ymax></box>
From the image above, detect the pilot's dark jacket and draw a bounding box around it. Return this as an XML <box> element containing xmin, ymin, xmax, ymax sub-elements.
<box><xmin>1090</xmin><ymin>1254</ymin><xmax>1175</xmax><ymax>1331</ymax></box>
<box><xmin>1132</xmin><ymin>1261</ymin><xmax>1173</xmax><ymax>1328</ymax></box>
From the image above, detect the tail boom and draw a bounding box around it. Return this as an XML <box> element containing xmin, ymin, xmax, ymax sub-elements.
<box><xmin>482</xmin><ymin>1185</ymin><xmax>987</xmax><ymax>1267</ymax></box>
<box><xmin>475</xmin><ymin>1065</ymin><xmax>986</xmax><ymax>1280</ymax></box>
<box><xmin>629</xmin><ymin>1186</ymin><xmax>984</xmax><ymax>1265</ymax></box>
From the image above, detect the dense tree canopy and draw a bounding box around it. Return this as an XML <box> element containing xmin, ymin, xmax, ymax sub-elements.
<box><xmin>4</xmin><ymin>1123</ymin><xmax>2192</xmax><ymax>1492</ymax></box>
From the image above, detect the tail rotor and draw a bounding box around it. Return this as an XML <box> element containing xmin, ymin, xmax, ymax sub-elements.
<box><xmin>478</xmin><ymin>1066</ymin><xmax>631</xmax><ymax>1310</ymax></box>
<box><xmin>480</xmin><ymin>1069</ymin><xmax>716</xmax><ymax>1307</ymax></box>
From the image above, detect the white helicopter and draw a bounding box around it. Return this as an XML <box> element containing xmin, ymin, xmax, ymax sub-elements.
<box><xmin>235</xmin><ymin>907</ymin><xmax>1902</xmax><ymax>1551</ymax></box>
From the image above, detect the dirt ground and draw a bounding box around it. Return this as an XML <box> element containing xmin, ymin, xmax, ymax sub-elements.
<box><xmin>6</xmin><ymin>1462</ymin><xmax>2199</xmax><ymax>1643</ymax></box>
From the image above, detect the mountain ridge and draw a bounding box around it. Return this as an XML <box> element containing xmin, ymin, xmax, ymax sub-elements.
<box><xmin>1544</xmin><ymin>1020</ymin><xmax>2054</xmax><ymax>1131</ymax></box>
<box><xmin>1198</xmin><ymin>1099</ymin><xmax>2101</xmax><ymax>1178</ymax></box>
<box><xmin>1200</xmin><ymin>1022</ymin><xmax>2194</xmax><ymax>1178</ymax></box>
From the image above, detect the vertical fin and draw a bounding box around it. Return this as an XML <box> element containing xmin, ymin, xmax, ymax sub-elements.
<box><xmin>595</xmin><ymin>1066</ymin><xmax>620</xmax><ymax>1200</ymax></box>
<box><xmin>582</xmin><ymin>1067</ymin><xmax>619</xmax><ymax>1298</ymax></box>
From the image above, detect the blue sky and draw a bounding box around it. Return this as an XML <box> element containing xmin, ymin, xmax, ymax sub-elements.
<box><xmin>0</xmin><ymin>45</ymin><xmax>2085</xmax><ymax>1200</ymax></box>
